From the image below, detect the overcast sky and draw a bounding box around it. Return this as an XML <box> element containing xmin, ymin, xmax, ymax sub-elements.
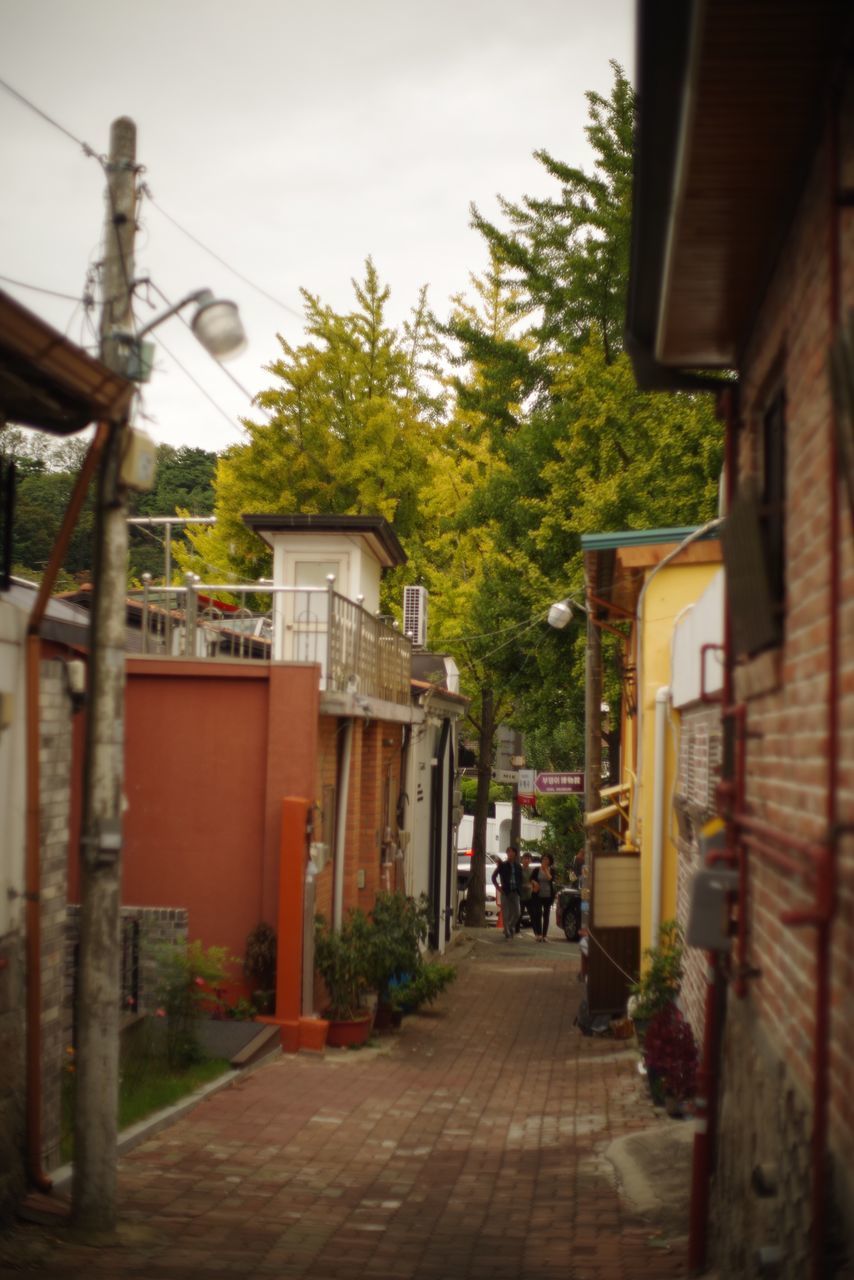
<box><xmin>1</xmin><ymin>0</ymin><xmax>634</xmax><ymax>456</ymax></box>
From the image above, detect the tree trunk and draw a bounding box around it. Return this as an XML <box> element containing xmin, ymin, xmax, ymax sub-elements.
<box><xmin>465</xmin><ymin>685</ymin><xmax>495</xmax><ymax>927</ymax></box>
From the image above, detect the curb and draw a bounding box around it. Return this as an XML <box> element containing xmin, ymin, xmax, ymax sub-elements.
<box><xmin>48</xmin><ymin>1043</ymin><xmax>280</xmax><ymax>1194</ymax></box>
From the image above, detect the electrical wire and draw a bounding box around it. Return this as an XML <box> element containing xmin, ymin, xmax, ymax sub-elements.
<box><xmin>141</xmin><ymin>187</ymin><xmax>304</xmax><ymax>322</ymax></box>
<box><xmin>0</xmin><ymin>74</ymin><xmax>100</xmax><ymax>159</ymax></box>
<box><xmin>0</xmin><ymin>272</ymin><xmax>85</xmax><ymax>303</ymax></box>
<box><xmin>149</xmin><ymin>333</ymin><xmax>246</xmax><ymax>436</ymax></box>
<box><xmin>147</xmin><ymin>279</ymin><xmax>272</xmax><ymax>422</ymax></box>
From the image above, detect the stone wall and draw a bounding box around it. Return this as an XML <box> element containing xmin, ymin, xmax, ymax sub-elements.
<box><xmin>713</xmin><ymin>1001</ymin><xmax>813</xmax><ymax>1280</ymax></box>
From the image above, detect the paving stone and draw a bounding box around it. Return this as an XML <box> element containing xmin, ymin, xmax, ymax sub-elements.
<box><xmin>6</xmin><ymin>932</ymin><xmax>691</xmax><ymax>1278</ymax></box>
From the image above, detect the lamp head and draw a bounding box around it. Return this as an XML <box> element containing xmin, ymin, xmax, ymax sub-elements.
<box><xmin>190</xmin><ymin>291</ymin><xmax>247</xmax><ymax>361</ymax></box>
<box><xmin>547</xmin><ymin>600</ymin><xmax>573</xmax><ymax>630</ymax></box>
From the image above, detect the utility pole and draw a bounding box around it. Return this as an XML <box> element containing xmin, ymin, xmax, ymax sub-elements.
<box><xmin>73</xmin><ymin>116</ymin><xmax>136</xmax><ymax>1234</ymax></box>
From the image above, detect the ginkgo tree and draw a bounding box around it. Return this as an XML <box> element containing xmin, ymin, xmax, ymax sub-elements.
<box><xmin>177</xmin><ymin>260</ymin><xmax>444</xmax><ymax>592</ymax></box>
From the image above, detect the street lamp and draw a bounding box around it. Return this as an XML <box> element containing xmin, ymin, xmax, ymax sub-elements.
<box><xmin>127</xmin><ymin>288</ymin><xmax>247</xmax><ymax>379</ymax></box>
<box><xmin>547</xmin><ymin>597</ymin><xmax>587</xmax><ymax>631</ymax></box>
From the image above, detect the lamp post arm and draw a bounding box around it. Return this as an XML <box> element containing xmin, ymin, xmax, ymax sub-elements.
<box><xmin>136</xmin><ymin>288</ymin><xmax>212</xmax><ymax>339</ymax></box>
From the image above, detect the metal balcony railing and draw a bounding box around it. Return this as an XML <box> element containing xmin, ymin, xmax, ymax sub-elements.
<box><xmin>132</xmin><ymin>575</ymin><xmax>412</xmax><ymax>706</ymax></box>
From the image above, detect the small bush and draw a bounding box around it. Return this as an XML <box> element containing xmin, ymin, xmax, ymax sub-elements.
<box><xmin>390</xmin><ymin>962</ymin><xmax>456</xmax><ymax>1013</ymax></box>
<box><xmin>153</xmin><ymin>939</ymin><xmax>235</xmax><ymax>1067</ymax></box>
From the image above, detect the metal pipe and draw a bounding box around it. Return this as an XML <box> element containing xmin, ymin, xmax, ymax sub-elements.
<box><xmin>809</xmin><ymin>97</ymin><xmax>843</xmax><ymax>1280</ymax></box>
<box><xmin>25</xmin><ymin>423</ymin><xmax>108</xmax><ymax>1192</ymax></box>
<box><xmin>650</xmin><ymin>686</ymin><xmax>670</xmax><ymax>944</ymax></box>
<box><xmin>333</xmin><ymin>719</ymin><xmax>354</xmax><ymax>930</ymax></box>
<box><xmin>688</xmin><ymin>386</ymin><xmax>737</xmax><ymax>1272</ymax></box>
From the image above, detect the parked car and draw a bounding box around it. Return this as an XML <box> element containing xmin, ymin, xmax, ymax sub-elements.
<box><xmin>456</xmin><ymin>851</ymin><xmax>499</xmax><ymax>923</ymax></box>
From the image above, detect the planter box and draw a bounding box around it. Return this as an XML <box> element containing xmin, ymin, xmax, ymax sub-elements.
<box><xmin>326</xmin><ymin>1011</ymin><xmax>372</xmax><ymax>1048</ymax></box>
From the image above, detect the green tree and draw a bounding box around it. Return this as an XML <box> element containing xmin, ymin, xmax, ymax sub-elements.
<box><xmin>127</xmin><ymin>445</ymin><xmax>216</xmax><ymax>582</ymax></box>
<box><xmin>179</xmin><ymin>260</ymin><xmax>443</xmax><ymax>594</ymax></box>
<box><xmin>429</xmin><ymin>62</ymin><xmax>721</xmax><ymax>834</ymax></box>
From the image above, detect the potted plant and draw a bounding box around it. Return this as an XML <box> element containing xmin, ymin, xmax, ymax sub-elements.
<box><xmin>389</xmin><ymin>961</ymin><xmax>456</xmax><ymax>1015</ymax></box>
<box><xmin>641</xmin><ymin>1002</ymin><xmax>698</xmax><ymax>1114</ymax></box>
<box><xmin>314</xmin><ymin>911</ymin><xmax>373</xmax><ymax>1047</ymax></box>
<box><xmin>364</xmin><ymin>893</ymin><xmax>429</xmax><ymax>1028</ymax></box>
<box><xmin>244</xmin><ymin>922</ymin><xmax>277</xmax><ymax>1015</ymax></box>
<box><xmin>628</xmin><ymin>919</ymin><xmax>685</xmax><ymax>1046</ymax></box>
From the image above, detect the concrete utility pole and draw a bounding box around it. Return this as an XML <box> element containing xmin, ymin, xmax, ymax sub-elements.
<box><xmin>73</xmin><ymin>116</ymin><xmax>136</xmax><ymax>1233</ymax></box>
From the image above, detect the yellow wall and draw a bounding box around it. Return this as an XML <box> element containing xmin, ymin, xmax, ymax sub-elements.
<box><xmin>636</xmin><ymin>562</ymin><xmax>720</xmax><ymax>954</ymax></box>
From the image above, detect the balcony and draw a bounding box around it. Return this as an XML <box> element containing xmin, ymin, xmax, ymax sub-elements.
<box><xmin>131</xmin><ymin>576</ymin><xmax>412</xmax><ymax>708</ymax></box>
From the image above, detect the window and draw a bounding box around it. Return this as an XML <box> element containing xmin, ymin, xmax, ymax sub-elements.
<box><xmin>760</xmin><ymin>389</ymin><xmax>786</xmax><ymax>628</ymax></box>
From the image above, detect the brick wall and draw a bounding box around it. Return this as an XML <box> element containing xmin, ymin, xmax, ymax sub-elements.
<box><xmin>674</xmin><ymin>700</ymin><xmax>722</xmax><ymax>1047</ymax></box>
<box><xmin>38</xmin><ymin>660</ymin><xmax>72</xmax><ymax>1172</ymax></box>
<box><xmin>711</xmin><ymin>93</ymin><xmax>854</xmax><ymax>1271</ymax></box>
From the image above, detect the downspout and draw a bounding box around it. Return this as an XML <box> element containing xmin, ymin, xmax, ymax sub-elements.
<box><xmin>650</xmin><ymin>686</ymin><xmax>671</xmax><ymax>944</ymax></box>
<box><xmin>429</xmin><ymin>718</ymin><xmax>450</xmax><ymax>950</ymax></box>
<box><xmin>332</xmin><ymin>718</ymin><xmax>354</xmax><ymax>930</ymax></box>
<box><xmin>395</xmin><ymin>723</ymin><xmax>412</xmax><ymax>894</ymax></box>
<box><xmin>25</xmin><ymin>423</ymin><xmax>108</xmax><ymax>1191</ymax></box>
<box><xmin>688</xmin><ymin>388</ymin><xmax>738</xmax><ymax>1274</ymax></box>
<box><xmin>810</xmin><ymin>96</ymin><xmax>843</xmax><ymax>1280</ymax></box>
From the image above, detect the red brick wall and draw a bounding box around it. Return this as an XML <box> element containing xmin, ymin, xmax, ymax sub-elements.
<box><xmin>714</xmin><ymin>93</ymin><xmax>854</xmax><ymax>1266</ymax></box>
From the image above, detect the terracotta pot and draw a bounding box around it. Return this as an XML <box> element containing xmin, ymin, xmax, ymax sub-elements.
<box><xmin>325</xmin><ymin>1010</ymin><xmax>373</xmax><ymax>1048</ymax></box>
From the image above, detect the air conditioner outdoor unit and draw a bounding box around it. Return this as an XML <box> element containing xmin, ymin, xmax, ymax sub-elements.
<box><xmin>403</xmin><ymin>585</ymin><xmax>428</xmax><ymax>649</ymax></box>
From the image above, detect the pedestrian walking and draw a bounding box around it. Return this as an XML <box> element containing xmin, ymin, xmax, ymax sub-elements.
<box><xmin>517</xmin><ymin>851</ymin><xmax>534</xmax><ymax>933</ymax></box>
<box><xmin>530</xmin><ymin>852</ymin><xmax>557</xmax><ymax>941</ymax></box>
<box><xmin>491</xmin><ymin>845</ymin><xmax>523</xmax><ymax>939</ymax></box>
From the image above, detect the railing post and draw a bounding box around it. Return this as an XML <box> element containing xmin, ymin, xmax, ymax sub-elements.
<box><xmin>184</xmin><ymin>573</ymin><xmax>197</xmax><ymax>659</ymax></box>
<box><xmin>141</xmin><ymin>573</ymin><xmax>151</xmax><ymax>654</ymax></box>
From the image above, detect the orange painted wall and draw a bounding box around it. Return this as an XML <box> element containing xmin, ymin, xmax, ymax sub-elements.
<box><xmin>68</xmin><ymin>659</ymin><xmax>319</xmax><ymax>977</ymax></box>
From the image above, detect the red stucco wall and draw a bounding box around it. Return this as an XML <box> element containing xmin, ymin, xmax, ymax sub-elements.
<box><xmin>69</xmin><ymin>659</ymin><xmax>319</xmax><ymax>976</ymax></box>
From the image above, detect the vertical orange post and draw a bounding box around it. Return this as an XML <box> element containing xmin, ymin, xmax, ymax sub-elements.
<box><xmin>276</xmin><ymin>796</ymin><xmax>309</xmax><ymax>1052</ymax></box>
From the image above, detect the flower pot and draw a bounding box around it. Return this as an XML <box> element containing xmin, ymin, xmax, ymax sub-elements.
<box><xmin>325</xmin><ymin>1010</ymin><xmax>373</xmax><ymax>1048</ymax></box>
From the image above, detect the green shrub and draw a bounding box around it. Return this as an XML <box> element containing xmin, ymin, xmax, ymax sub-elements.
<box><xmin>629</xmin><ymin>920</ymin><xmax>684</xmax><ymax>1020</ymax></box>
<box><xmin>390</xmin><ymin>961</ymin><xmax>456</xmax><ymax>1013</ymax></box>
<box><xmin>153</xmin><ymin>939</ymin><xmax>235</xmax><ymax>1066</ymax></box>
<box><xmin>314</xmin><ymin>911</ymin><xmax>373</xmax><ymax>1020</ymax></box>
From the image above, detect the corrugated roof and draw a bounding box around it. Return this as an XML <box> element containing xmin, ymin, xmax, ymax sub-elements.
<box><xmin>580</xmin><ymin>526</ymin><xmax>711</xmax><ymax>552</ymax></box>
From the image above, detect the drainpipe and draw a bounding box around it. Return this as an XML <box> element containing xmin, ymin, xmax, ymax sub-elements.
<box><xmin>810</xmin><ymin>95</ymin><xmax>843</xmax><ymax>1280</ymax></box>
<box><xmin>332</xmin><ymin>718</ymin><xmax>354</xmax><ymax>930</ymax></box>
<box><xmin>650</xmin><ymin>686</ymin><xmax>670</xmax><ymax>944</ymax></box>
<box><xmin>429</xmin><ymin>718</ymin><xmax>451</xmax><ymax>951</ymax></box>
<box><xmin>688</xmin><ymin>386</ymin><xmax>739</xmax><ymax>1273</ymax></box>
<box><xmin>25</xmin><ymin>424</ymin><xmax>108</xmax><ymax>1192</ymax></box>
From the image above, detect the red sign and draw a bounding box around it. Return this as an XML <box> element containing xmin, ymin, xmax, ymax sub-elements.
<box><xmin>535</xmin><ymin>771</ymin><xmax>584</xmax><ymax>795</ymax></box>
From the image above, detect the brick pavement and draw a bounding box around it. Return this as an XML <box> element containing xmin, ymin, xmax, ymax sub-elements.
<box><xmin>1</xmin><ymin>932</ymin><xmax>690</xmax><ymax>1279</ymax></box>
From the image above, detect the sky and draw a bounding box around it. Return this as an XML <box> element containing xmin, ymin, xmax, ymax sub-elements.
<box><xmin>1</xmin><ymin>0</ymin><xmax>634</xmax><ymax>456</ymax></box>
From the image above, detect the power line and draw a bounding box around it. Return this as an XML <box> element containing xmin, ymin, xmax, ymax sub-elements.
<box><xmin>150</xmin><ymin>334</ymin><xmax>246</xmax><ymax>436</ymax></box>
<box><xmin>0</xmin><ymin>272</ymin><xmax>87</xmax><ymax>303</ymax></box>
<box><xmin>0</xmin><ymin>74</ymin><xmax>100</xmax><ymax>159</ymax></box>
<box><xmin>147</xmin><ymin>279</ymin><xmax>272</xmax><ymax>422</ymax></box>
<box><xmin>142</xmin><ymin>187</ymin><xmax>304</xmax><ymax>321</ymax></box>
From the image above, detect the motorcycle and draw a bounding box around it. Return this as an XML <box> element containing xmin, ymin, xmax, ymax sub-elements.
<box><xmin>555</xmin><ymin>885</ymin><xmax>582</xmax><ymax>942</ymax></box>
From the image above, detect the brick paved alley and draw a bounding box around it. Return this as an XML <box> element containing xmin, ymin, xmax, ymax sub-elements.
<box><xmin>1</xmin><ymin>932</ymin><xmax>691</xmax><ymax>1280</ymax></box>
